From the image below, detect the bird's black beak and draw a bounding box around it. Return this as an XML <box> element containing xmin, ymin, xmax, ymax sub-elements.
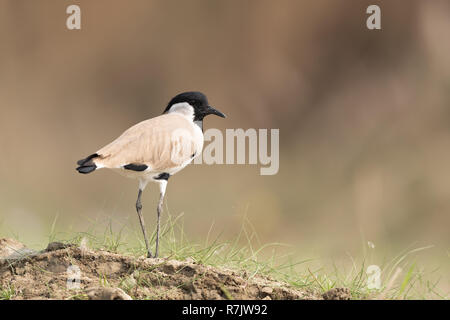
<box><xmin>206</xmin><ymin>105</ymin><xmax>226</xmax><ymax>118</ymax></box>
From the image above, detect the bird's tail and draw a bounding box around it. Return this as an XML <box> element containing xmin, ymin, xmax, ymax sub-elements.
<box><xmin>76</xmin><ymin>153</ymin><xmax>99</xmax><ymax>174</ymax></box>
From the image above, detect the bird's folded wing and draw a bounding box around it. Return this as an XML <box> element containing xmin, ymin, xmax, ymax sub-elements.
<box><xmin>94</xmin><ymin>114</ymin><xmax>200</xmax><ymax>171</ymax></box>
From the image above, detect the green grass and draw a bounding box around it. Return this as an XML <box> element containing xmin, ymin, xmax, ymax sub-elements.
<box><xmin>0</xmin><ymin>285</ymin><xmax>16</xmax><ymax>300</ymax></box>
<box><xmin>4</xmin><ymin>213</ymin><xmax>448</xmax><ymax>300</ymax></box>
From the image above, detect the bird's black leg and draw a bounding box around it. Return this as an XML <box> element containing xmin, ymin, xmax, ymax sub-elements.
<box><xmin>155</xmin><ymin>180</ymin><xmax>167</xmax><ymax>258</ymax></box>
<box><xmin>136</xmin><ymin>188</ymin><xmax>152</xmax><ymax>258</ymax></box>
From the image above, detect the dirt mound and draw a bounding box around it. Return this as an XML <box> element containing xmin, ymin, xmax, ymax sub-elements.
<box><xmin>0</xmin><ymin>239</ymin><xmax>345</xmax><ymax>300</ymax></box>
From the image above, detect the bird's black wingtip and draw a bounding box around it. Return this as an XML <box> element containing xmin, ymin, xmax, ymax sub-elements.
<box><xmin>77</xmin><ymin>153</ymin><xmax>99</xmax><ymax>166</ymax></box>
<box><xmin>76</xmin><ymin>165</ymin><xmax>97</xmax><ymax>174</ymax></box>
<box><xmin>76</xmin><ymin>153</ymin><xmax>99</xmax><ymax>174</ymax></box>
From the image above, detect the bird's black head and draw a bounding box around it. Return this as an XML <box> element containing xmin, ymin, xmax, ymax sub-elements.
<box><xmin>164</xmin><ymin>91</ymin><xmax>226</xmax><ymax>121</ymax></box>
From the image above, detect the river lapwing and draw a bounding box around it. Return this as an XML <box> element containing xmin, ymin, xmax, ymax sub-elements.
<box><xmin>76</xmin><ymin>92</ymin><xmax>226</xmax><ymax>258</ymax></box>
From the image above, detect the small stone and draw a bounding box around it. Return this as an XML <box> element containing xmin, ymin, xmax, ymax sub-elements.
<box><xmin>0</xmin><ymin>238</ymin><xmax>36</xmax><ymax>260</ymax></box>
<box><xmin>261</xmin><ymin>286</ymin><xmax>273</xmax><ymax>295</ymax></box>
<box><xmin>46</xmin><ymin>242</ymin><xmax>73</xmax><ymax>252</ymax></box>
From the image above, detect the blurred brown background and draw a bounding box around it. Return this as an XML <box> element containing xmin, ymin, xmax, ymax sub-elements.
<box><xmin>0</xmin><ymin>0</ymin><xmax>448</xmax><ymax>281</ymax></box>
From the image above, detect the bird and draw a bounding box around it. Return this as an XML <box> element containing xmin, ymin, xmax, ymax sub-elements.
<box><xmin>76</xmin><ymin>91</ymin><xmax>226</xmax><ymax>258</ymax></box>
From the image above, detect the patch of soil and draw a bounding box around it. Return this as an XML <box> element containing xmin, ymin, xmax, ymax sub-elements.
<box><xmin>0</xmin><ymin>239</ymin><xmax>346</xmax><ymax>300</ymax></box>
<box><xmin>322</xmin><ymin>287</ymin><xmax>352</xmax><ymax>300</ymax></box>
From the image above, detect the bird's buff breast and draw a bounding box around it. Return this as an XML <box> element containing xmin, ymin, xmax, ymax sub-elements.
<box><xmin>110</xmin><ymin>124</ymin><xmax>203</xmax><ymax>181</ymax></box>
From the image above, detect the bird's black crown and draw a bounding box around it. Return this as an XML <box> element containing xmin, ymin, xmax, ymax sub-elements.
<box><xmin>164</xmin><ymin>91</ymin><xmax>226</xmax><ymax>121</ymax></box>
<box><xmin>164</xmin><ymin>91</ymin><xmax>208</xmax><ymax>112</ymax></box>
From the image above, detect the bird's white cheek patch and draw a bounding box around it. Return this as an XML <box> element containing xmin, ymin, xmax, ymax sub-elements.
<box><xmin>168</xmin><ymin>102</ymin><xmax>195</xmax><ymax>120</ymax></box>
